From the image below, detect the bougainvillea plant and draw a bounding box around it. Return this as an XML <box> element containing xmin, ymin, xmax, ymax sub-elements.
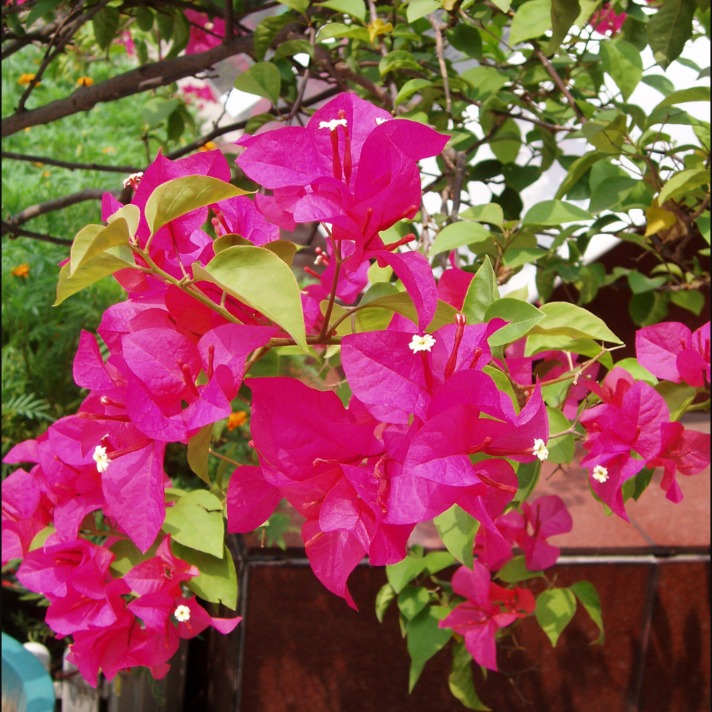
<box><xmin>2</xmin><ymin>91</ymin><xmax>709</xmax><ymax>707</ymax></box>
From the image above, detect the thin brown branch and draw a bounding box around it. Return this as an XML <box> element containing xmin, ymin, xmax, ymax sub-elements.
<box><xmin>428</xmin><ymin>14</ymin><xmax>451</xmax><ymax>116</ymax></box>
<box><xmin>5</xmin><ymin>189</ymin><xmax>107</xmax><ymax>227</ymax></box>
<box><xmin>532</xmin><ymin>45</ymin><xmax>585</xmax><ymax>122</ymax></box>
<box><xmin>2</xmin><ymin>34</ymin><xmax>255</xmax><ymax>137</ymax></box>
<box><xmin>1</xmin><ymin>151</ymin><xmax>140</xmax><ymax>174</ymax></box>
<box><xmin>1</xmin><ymin>222</ymin><xmax>73</xmax><ymax>246</ymax></box>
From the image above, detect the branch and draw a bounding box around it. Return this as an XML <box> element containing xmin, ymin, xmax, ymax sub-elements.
<box><xmin>428</xmin><ymin>14</ymin><xmax>451</xmax><ymax>116</ymax></box>
<box><xmin>4</xmin><ymin>189</ymin><xmax>107</xmax><ymax>227</ymax></box>
<box><xmin>2</xmin><ymin>34</ymin><xmax>255</xmax><ymax>137</ymax></box>
<box><xmin>1</xmin><ymin>151</ymin><xmax>140</xmax><ymax>174</ymax></box>
<box><xmin>532</xmin><ymin>45</ymin><xmax>586</xmax><ymax>122</ymax></box>
<box><xmin>1</xmin><ymin>222</ymin><xmax>73</xmax><ymax>246</ymax></box>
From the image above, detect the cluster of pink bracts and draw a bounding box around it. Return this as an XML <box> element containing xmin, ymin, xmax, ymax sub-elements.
<box><xmin>2</xmin><ymin>93</ymin><xmax>709</xmax><ymax>682</ymax></box>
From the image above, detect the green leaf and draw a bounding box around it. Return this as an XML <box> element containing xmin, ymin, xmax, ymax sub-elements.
<box><xmin>277</xmin><ymin>0</ymin><xmax>309</xmax><ymax>12</ymax></box>
<box><xmin>462</xmin><ymin>257</ymin><xmax>499</xmax><ymax>324</ymax></box>
<box><xmin>570</xmin><ymin>581</ymin><xmax>604</xmax><ymax>644</ymax></box>
<box><xmin>546</xmin><ymin>0</ymin><xmax>581</xmax><ymax>54</ymax></box>
<box><xmin>447</xmin><ymin>24</ymin><xmax>483</xmax><ymax>59</ymax></box>
<box><xmin>530</xmin><ymin>302</ymin><xmax>622</xmax><ymax>344</ymax></box>
<box><xmin>386</xmin><ymin>554</ymin><xmax>426</xmax><ymax>594</ymax></box>
<box><xmin>194</xmin><ymin>246</ymin><xmax>306</xmax><ymax>347</ymax></box>
<box><xmin>398</xmin><ymin>585</ymin><xmax>432</xmax><ymax>621</ymax></box>
<box><xmin>395</xmin><ymin>79</ymin><xmax>433</xmax><ymax>106</ymax></box>
<box><xmin>546</xmin><ymin>407</ymin><xmax>575</xmax><ymax>464</ymax></box>
<box><xmin>273</xmin><ymin>39</ymin><xmax>314</xmax><ymax>61</ymax></box>
<box><xmin>430</xmin><ymin>221</ymin><xmax>493</xmax><ymax>256</ymax></box>
<box><xmin>316</xmin><ymin>0</ymin><xmax>367</xmax><ymax>21</ymax></box>
<box><xmin>522</xmin><ymin>200</ymin><xmax>593</xmax><ymax>226</ymax></box>
<box><xmin>379</xmin><ymin>50</ymin><xmax>423</xmax><ymax>76</ymax></box>
<box><xmin>233</xmin><ymin>61</ymin><xmax>282</xmax><ymax>105</ymax></box>
<box><xmin>407</xmin><ymin>0</ymin><xmax>441</xmax><ymax>22</ymax></box>
<box><xmin>647</xmin><ymin>0</ymin><xmax>696</xmax><ymax>68</ymax></box>
<box><xmin>254</xmin><ymin>14</ymin><xmax>295</xmax><ymax>59</ymax></box>
<box><xmin>670</xmin><ymin>289</ymin><xmax>705</xmax><ymax>316</ymax></box>
<box><xmin>25</xmin><ymin>0</ymin><xmax>62</xmax><ymax>28</ymax></box>
<box><xmin>109</xmin><ymin>539</ymin><xmax>156</xmax><ymax>576</ymax></box>
<box><xmin>461</xmin><ymin>204</ymin><xmax>504</xmax><ymax>225</ymax></box>
<box><xmin>535</xmin><ymin>588</ymin><xmax>577</xmax><ymax>646</ymax></box>
<box><xmin>641</xmin><ymin>74</ymin><xmax>676</xmax><ymax>97</ymax></box>
<box><xmin>658</xmin><ymin>168</ymin><xmax>709</xmax><ymax>205</ymax></box>
<box><xmin>162</xmin><ymin>490</ymin><xmax>225</xmax><ymax>559</ymax></box>
<box><xmin>343</xmin><ymin>292</ymin><xmax>457</xmax><ymax>334</ymax></box>
<box><xmin>509</xmin><ymin>0</ymin><xmax>553</xmax><ymax>45</ymax></box>
<box><xmin>142</xmin><ymin>97</ymin><xmax>181</xmax><ymax>128</ymax></box>
<box><xmin>629</xmin><ymin>291</ymin><xmax>671</xmax><ymax>326</ymax></box>
<box><xmin>423</xmin><ymin>550</ymin><xmax>457</xmax><ymax>575</ymax></box>
<box><xmin>589</xmin><ymin>174</ymin><xmax>638</xmax><ymax>213</ymax></box>
<box><xmin>375</xmin><ymin>583</ymin><xmax>397</xmax><ymax>623</ymax></box>
<box><xmin>316</xmin><ymin>22</ymin><xmax>371</xmax><ymax>42</ymax></box>
<box><xmin>614</xmin><ymin>357</ymin><xmax>657</xmax><ymax>385</ymax></box>
<box><xmin>433</xmin><ymin>505</ymin><xmax>479</xmax><ymax>569</ymax></box>
<box><xmin>135</xmin><ymin>6</ymin><xmax>154</xmax><ymax>32</ymax></box>
<box><xmin>70</xmin><ymin>211</ymin><xmax>136</xmax><ymax>275</ymax></box>
<box><xmin>497</xmin><ymin>555</ymin><xmax>546</xmax><ymax>583</ymax></box>
<box><xmin>655</xmin><ymin>86</ymin><xmax>711</xmax><ymax>109</ymax></box>
<box><xmin>490</xmin><ymin>118</ymin><xmax>521</xmax><ymax>164</ymax></box>
<box><xmin>55</xmin><ymin>246</ymin><xmax>134</xmax><ymax>305</ymax></box>
<box><xmin>581</xmin><ymin>114</ymin><xmax>626</xmax><ymax>154</ymax></box>
<box><xmin>449</xmin><ymin>642</ymin><xmax>491</xmax><ymax>710</ymax></box>
<box><xmin>406</xmin><ymin>606</ymin><xmax>453</xmax><ymax>692</ymax></box>
<box><xmin>622</xmin><ymin>466</ymin><xmax>655</xmax><ymax>503</ymax></box>
<box><xmin>187</xmin><ymin>424</ymin><xmax>212</xmax><ymax>485</ymax></box>
<box><xmin>655</xmin><ymin>381</ymin><xmax>698</xmax><ymax>420</ymax></box>
<box><xmin>627</xmin><ymin>271</ymin><xmax>667</xmax><ymax>295</ymax></box>
<box><xmin>600</xmin><ymin>39</ymin><xmax>642</xmax><ymax>101</ymax></box>
<box><xmin>145</xmin><ymin>176</ymin><xmax>248</xmax><ymax>235</ymax></box>
<box><xmin>514</xmin><ymin>461</ymin><xmax>540</xmax><ymax>504</ymax></box>
<box><xmin>92</xmin><ymin>7</ymin><xmax>120</xmax><ymax>50</ymax></box>
<box><xmin>460</xmin><ymin>67</ymin><xmax>508</xmax><ymax>101</ymax></box>
<box><xmin>172</xmin><ymin>542</ymin><xmax>238</xmax><ymax>609</ymax></box>
<box><xmin>484</xmin><ymin>298</ymin><xmax>546</xmax><ymax>346</ymax></box>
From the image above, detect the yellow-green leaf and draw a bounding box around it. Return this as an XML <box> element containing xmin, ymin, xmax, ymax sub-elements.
<box><xmin>145</xmin><ymin>176</ymin><xmax>249</xmax><ymax>235</ymax></box>
<box><xmin>194</xmin><ymin>245</ymin><xmax>306</xmax><ymax>347</ymax></box>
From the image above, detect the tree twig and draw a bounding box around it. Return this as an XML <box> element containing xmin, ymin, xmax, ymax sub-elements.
<box><xmin>1</xmin><ymin>151</ymin><xmax>140</xmax><ymax>174</ymax></box>
<box><xmin>1</xmin><ymin>222</ymin><xmax>73</xmax><ymax>245</ymax></box>
<box><xmin>4</xmin><ymin>189</ymin><xmax>107</xmax><ymax>227</ymax></box>
<box><xmin>2</xmin><ymin>34</ymin><xmax>255</xmax><ymax>137</ymax></box>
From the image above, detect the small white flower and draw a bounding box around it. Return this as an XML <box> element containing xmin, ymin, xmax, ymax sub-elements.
<box><xmin>318</xmin><ymin>118</ymin><xmax>348</xmax><ymax>131</ymax></box>
<box><xmin>123</xmin><ymin>172</ymin><xmax>143</xmax><ymax>190</ymax></box>
<box><xmin>408</xmin><ymin>333</ymin><xmax>436</xmax><ymax>353</ymax></box>
<box><xmin>92</xmin><ymin>445</ymin><xmax>111</xmax><ymax>473</ymax></box>
<box><xmin>592</xmin><ymin>465</ymin><xmax>609</xmax><ymax>483</ymax></box>
<box><xmin>174</xmin><ymin>604</ymin><xmax>191</xmax><ymax>622</ymax></box>
<box><xmin>532</xmin><ymin>438</ymin><xmax>549</xmax><ymax>461</ymax></box>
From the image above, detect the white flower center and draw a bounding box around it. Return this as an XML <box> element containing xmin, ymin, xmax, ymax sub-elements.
<box><xmin>318</xmin><ymin>118</ymin><xmax>348</xmax><ymax>131</ymax></box>
<box><xmin>375</xmin><ymin>117</ymin><xmax>387</xmax><ymax>125</ymax></box>
<box><xmin>174</xmin><ymin>604</ymin><xmax>191</xmax><ymax>622</ymax></box>
<box><xmin>592</xmin><ymin>465</ymin><xmax>609</xmax><ymax>483</ymax></box>
<box><xmin>532</xmin><ymin>438</ymin><xmax>549</xmax><ymax>461</ymax></box>
<box><xmin>409</xmin><ymin>333</ymin><xmax>436</xmax><ymax>353</ymax></box>
<box><xmin>92</xmin><ymin>445</ymin><xmax>111</xmax><ymax>473</ymax></box>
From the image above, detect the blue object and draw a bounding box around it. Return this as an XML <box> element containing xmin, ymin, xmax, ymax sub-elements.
<box><xmin>1</xmin><ymin>632</ymin><xmax>55</xmax><ymax>712</ymax></box>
